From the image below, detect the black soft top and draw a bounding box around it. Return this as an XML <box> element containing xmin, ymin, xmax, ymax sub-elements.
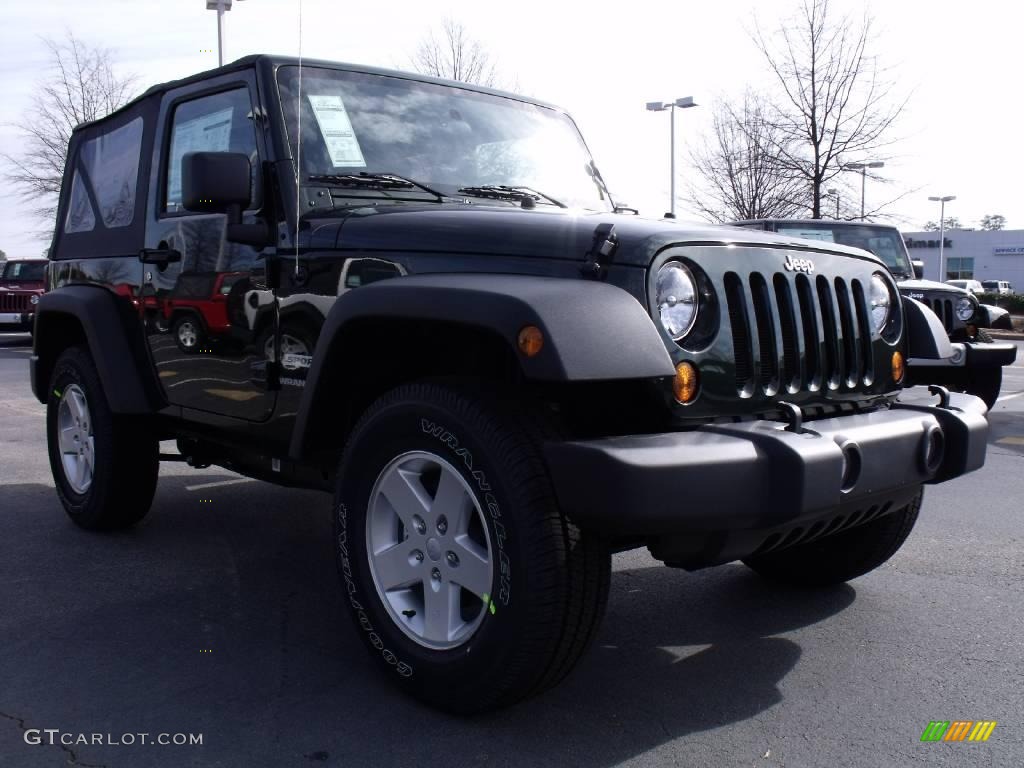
<box><xmin>72</xmin><ymin>54</ymin><xmax>560</xmax><ymax>136</ymax></box>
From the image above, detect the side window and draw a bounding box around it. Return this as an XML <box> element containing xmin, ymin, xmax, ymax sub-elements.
<box><xmin>63</xmin><ymin>117</ymin><xmax>143</xmax><ymax>233</ymax></box>
<box><xmin>64</xmin><ymin>172</ymin><xmax>96</xmax><ymax>233</ymax></box>
<box><xmin>165</xmin><ymin>87</ymin><xmax>260</xmax><ymax>213</ymax></box>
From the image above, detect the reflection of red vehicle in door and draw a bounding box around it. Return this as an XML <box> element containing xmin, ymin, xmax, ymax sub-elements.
<box><xmin>162</xmin><ymin>271</ymin><xmax>246</xmax><ymax>352</ymax></box>
<box><xmin>0</xmin><ymin>259</ymin><xmax>47</xmax><ymax>334</ymax></box>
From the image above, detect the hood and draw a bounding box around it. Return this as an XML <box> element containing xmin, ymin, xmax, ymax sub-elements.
<box><xmin>301</xmin><ymin>204</ymin><xmax>886</xmax><ymax>268</ymax></box>
<box><xmin>896</xmin><ymin>278</ymin><xmax>968</xmax><ymax>296</ymax></box>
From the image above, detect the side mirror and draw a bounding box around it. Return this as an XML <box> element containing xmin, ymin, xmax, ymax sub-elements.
<box><xmin>182</xmin><ymin>152</ymin><xmax>270</xmax><ymax>249</ymax></box>
<box><xmin>911</xmin><ymin>259</ymin><xmax>924</xmax><ymax>279</ymax></box>
<box><xmin>182</xmin><ymin>151</ymin><xmax>251</xmax><ymax>213</ymax></box>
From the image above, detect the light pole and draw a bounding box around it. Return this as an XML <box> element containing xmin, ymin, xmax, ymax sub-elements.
<box><xmin>206</xmin><ymin>0</ymin><xmax>246</xmax><ymax>67</ymax></box>
<box><xmin>928</xmin><ymin>195</ymin><xmax>956</xmax><ymax>281</ymax></box>
<box><xmin>827</xmin><ymin>187</ymin><xmax>840</xmax><ymax>219</ymax></box>
<box><xmin>844</xmin><ymin>161</ymin><xmax>884</xmax><ymax>220</ymax></box>
<box><xmin>646</xmin><ymin>97</ymin><xmax>698</xmax><ymax>217</ymax></box>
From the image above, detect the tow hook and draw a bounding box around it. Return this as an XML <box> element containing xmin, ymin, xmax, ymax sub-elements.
<box><xmin>778</xmin><ymin>401</ymin><xmax>806</xmax><ymax>434</ymax></box>
<box><xmin>928</xmin><ymin>384</ymin><xmax>952</xmax><ymax>409</ymax></box>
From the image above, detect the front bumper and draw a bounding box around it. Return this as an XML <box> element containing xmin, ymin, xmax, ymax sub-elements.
<box><xmin>544</xmin><ymin>391</ymin><xmax>987</xmax><ymax>542</ymax></box>
<box><xmin>0</xmin><ymin>312</ymin><xmax>34</xmax><ymax>331</ymax></box>
<box><xmin>908</xmin><ymin>341</ymin><xmax>1017</xmax><ymax>369</ymax></box>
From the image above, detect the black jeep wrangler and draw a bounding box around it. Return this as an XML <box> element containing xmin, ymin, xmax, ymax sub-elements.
<box><xmin>33</xmin><ymin>56</ymin><xmax>989</xmax><ymax>714</ymax></box>
<box><xmin>733</xmin><ymin>219</ymin><xmax>1018</xmax><ymax>408</ymax></box>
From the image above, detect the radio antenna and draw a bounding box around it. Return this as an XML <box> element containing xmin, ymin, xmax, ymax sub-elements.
<box><xmin>294</xmin><ymin>0</ymin><xmax>303</xmax><ymax>276</ymax></box>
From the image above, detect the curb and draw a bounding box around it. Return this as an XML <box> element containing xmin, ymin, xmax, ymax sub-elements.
<box><xmin>987</xmin><ymin>330</ymin><xmax>1024</xmax><ymax>341</ymax></box>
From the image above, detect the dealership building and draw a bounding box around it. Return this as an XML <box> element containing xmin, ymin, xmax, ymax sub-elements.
<box><xmin>902</xmin><ymin>228</ymin><xmax>1024</xmax><ymax>289</ymax></box>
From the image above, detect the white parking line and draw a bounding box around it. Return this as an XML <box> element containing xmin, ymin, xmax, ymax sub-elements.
<box><xmin>184</xmin><ymin>478</ymin><xmax>255</xmax><ymax>491</ymax></box>
<box><xmin>996</xmin><ymin>391</ymin><xmax>1024</xmax><ymax>403</ymax></box>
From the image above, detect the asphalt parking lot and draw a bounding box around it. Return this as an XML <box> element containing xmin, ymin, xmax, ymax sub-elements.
<box><xmin>1</xmin><ymin>332</ymin><xmax>1022</xmax><ymax>768</ymax></box>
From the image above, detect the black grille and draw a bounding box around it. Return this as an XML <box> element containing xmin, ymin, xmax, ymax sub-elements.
<box><xmin>928</xmin><ymin>298</ymin><xmax>954</xmax><ymax>332</ymax></box>
<box><xmin>0</xmin><ymin>293</ymin><xmax>32</xmax><ymax>313</ymax></box>
<box><xmin>727</xmin><ymin>270</ymin><xmax>873</xmax><ymax>396</ymax></box>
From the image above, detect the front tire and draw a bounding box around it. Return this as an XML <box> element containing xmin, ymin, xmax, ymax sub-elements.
<box><xmin>172</xmin><ymin>315</ymin><xmax>205</xmax><ymax>353</ymax></box>
<box><xmin>46</xmin><ymin>345</ymin><xmax>159</xmax><ymax>530</ymax></box>
<box><xmin>743</xmin><ymin>490</ymin><xmax>923</xmax><ymax>586</ymax></box>
<box><xmin>334</xmin><ymin>381</ymin><xmax>610</xmax><ymax>714</ymax></box>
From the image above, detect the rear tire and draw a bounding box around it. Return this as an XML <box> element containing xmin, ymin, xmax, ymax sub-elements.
<box><xmin>743</xmin><ymin>490</ymin><xmax>923</xmax><ymax>586</ymax></box>
<box><xmin>46</xmin><ymin>345</ymin><xmax>159</xmax><ymax>530</ymax></box>
<box><xmin>334</xmin><ymin>380</ymin><xmax>610</xmax><ymax>714</ymax></box>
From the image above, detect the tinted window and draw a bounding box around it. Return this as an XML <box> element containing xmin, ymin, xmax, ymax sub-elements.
<box><xmin>64</xmin><ymin>171</ymin><xmax>97</xmax><ymax>233</ymax></box>
<box><xmin>3</xmin><ymin>262</ymin><xmax>46</xmax><ymax>280</ymax></box>
<box><xmin>63</xmin><ymin>118</ymin><xmax>143</xmax><ymax>234</ymax></box>
<box><xmin>165</xmin><ymin>88</ymin><xmax>259</xmax><ymax>213</ymax></box>
<box><xmin>774</xmin><ymin>223</ymin><xmax>913</xmax><ymax>276</ymax></box>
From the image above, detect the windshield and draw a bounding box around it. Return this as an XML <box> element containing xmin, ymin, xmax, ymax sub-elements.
<box><xmin>773</xmin><ymin>222</ymin><xmax>914</xmax><ymax>277</ymax></box>
<box><xmin>277</xmin><ymin>66</ymin><xmax>610</xmax><ymax>211</ymax></box>
<box><xmin>1</xmin><ymin>261</ymin><xmax>46</xmax><ymax>281</ymax></box>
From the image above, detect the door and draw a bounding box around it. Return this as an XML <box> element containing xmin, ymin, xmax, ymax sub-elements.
<box><xmin>142</xmin><ymin>74</ymin><xmax>275</xmax><ymax>421</ymax></box>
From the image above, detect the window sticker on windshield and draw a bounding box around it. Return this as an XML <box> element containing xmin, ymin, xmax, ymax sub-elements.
<box><xmin>308</xmin><ymin>94</ymin><xmax>366</xmax><ymax>168</ymax></box>
<box><xmin>778</xmin><ymin>228</ymin><xmax>836</xmax><ymax>243</ymax></box>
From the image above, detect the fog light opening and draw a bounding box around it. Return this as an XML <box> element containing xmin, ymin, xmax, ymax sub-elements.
<box><xmin>839</xmin><ymin>441</ymin><xmax>862</xmax><ymax>493</ymax></box>
<box><xmin>673</xmin><ymin>361</ymin><xmax>699</xmax><ymax>404</ymax></box>
<box><xmin>921</xmin><ymin>424</ymin><xmax>945</xmax><ymax>474</ymax></box>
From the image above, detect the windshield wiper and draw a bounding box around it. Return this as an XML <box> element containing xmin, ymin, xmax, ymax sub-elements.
<box><xmin>457</xmin><ymin>185</ymin><xmax>566</xmax><ymax>209</ymax></box>
<box><xmin>309</xmin><ymin>172</ymin><xmax>444</xmax><ymax>202</ymax></box>
<box><xmin>505</xmin><ymin>186</ymin><xmax>567</xmax><ymax>208</ymax></box>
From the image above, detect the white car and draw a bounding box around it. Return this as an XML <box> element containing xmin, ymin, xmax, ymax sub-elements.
<box><xmin>981</xmin><ymin>280</ymin><xmax>1014</xmax><ymax>295</ymax></box>
<box><xmin>946</xmin><ymin>279</ymin><xmax>984</xmax><ymax>295</ymax></box>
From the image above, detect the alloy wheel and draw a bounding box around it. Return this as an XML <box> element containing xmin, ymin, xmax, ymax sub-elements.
<box><xmin>366</xmin><ymin>451</ymin><xmax>494</xmax><ymax>650</ymax></box>
<box><xmin>57</xmin><ymin>384</ymin><xmax>95</xmax><ymax>494</ymax></box>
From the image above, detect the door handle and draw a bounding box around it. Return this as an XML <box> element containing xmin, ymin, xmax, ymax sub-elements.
<box><xmin>139</xmin><ymin>248</ymin><xmax>182</xmax><ymax>265</ymax></box>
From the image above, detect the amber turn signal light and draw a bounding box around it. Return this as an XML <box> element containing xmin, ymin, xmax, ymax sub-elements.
<box><xmin>518</xmin><ymin>325</ymin><xmax>544</xmax><ymax>357</ymax></box>
<box><xmin>673</xmin><ymin>361</ymin><xmax>699</xmax><ymax>403</ymax></box>
<box><xmin>891</xmin><ymin>351</ymin><xmax>905</xmax><ymax>383</ymax></box>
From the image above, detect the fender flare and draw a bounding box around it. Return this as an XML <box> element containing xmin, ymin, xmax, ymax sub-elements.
<box><xmin>903</xmin><ymin>297</ymin><xmax>954</xmax><ymax>360</ymax></box>
<box><xmin>31</xmin><ymin>284</ymin><xmax>165</xmax><ymax>413</ymax></box>
<box><xmin>289</xmin><ymin>274</ymin><xmax>675</xmax><ymax>460</ymax></box>
<box><xmin>976</xmin><ymin>302</ymin><xmax>1013</xmax><ymax>330</ymax></box>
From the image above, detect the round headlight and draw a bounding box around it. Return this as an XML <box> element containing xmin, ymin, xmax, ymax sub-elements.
<box><xmin>955</xmin><ymin>295</ymin><xmax>975</xmax><ymax>322</ymax></box>
<box><xmin>656</xmin><ymin>262</ymin><xmax>698</xmax><ymax>340</ymax></box>
<box><xmin>869</xmin><ymin>273</ymin><xmax>892</xmax><ymax>334</ymax></box>
<box><xmin>29</xmin><ymin>294</ymin><xmax>40</xmax><ymax>305</ymax></box>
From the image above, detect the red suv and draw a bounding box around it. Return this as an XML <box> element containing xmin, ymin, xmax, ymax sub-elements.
<box><xmin>0</xmin><ymin>259</ymin><xmax>47</xmax><ymax>334</ymax></box>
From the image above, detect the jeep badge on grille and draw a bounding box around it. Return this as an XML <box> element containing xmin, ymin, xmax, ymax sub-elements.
<box><xmin>783</xmin><ymin>254</ymin><xmax>815</xmax><ymax>273</ymax></box>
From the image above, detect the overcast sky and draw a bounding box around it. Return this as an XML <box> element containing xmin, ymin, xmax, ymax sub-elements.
<box><xmin>0</xmin><ymin>0</ymin><xmax>1020</xmax><ymax>256</ymax></box>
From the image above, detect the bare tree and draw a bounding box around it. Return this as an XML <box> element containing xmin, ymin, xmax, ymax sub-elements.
<box><xmin>2</xmin><ymin>33</ymin><xmax>135</xmax><ymax>224</ymax></box>
<box><xmin>923</xmin><ymin>217</ymin><xmax>961</xmax><ymax>231</ymax></box>
<box><xmin>980</xmin><ymin>214</ymin><xmax>1006</xmax><ymax>231</ymax></box>
<box><xmin>754</xmin><ymin>0</ymin><xmax>905</xmax><ymax>218</ymax></box>
<box><xmin>411</xmin><ymin>18</ymin><xmax>505</xmax><ymax>88</ymax></box>
<box><xmin>687</xmin><ymin>94</ymin><xmax>810</xmax><ymax>222</ymax></box>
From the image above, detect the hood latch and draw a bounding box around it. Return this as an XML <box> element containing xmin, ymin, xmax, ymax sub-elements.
<box><xmin>581</xmin><ymin>222</ymin><xmax>618</xmax><ymax>279</ymax></box>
